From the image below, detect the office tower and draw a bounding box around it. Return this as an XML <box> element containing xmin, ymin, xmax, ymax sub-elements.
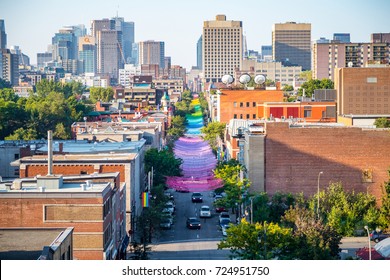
<box><xmin>1</xmin><ymin>49</ymin><xmax>19</xmax><ymax>85</ymax></box>
<box><xmin>371</xmin><ymin>33</ymin><xmax>390</xmax><ymax>43</ymax></box>
<box><xmin>91</xmin><ymin>19</ymin><xmax>115</xmax><ymax>38</ymax></box>
<box><xmin>203</xmin><ymin>14</ymin><xmax>243</xmax><ymax>83</ymax></box>
<box><xmin>0</xmin><ymin>19</ymin><xmax>6</xmax><ymax>49</ymax></box>
<box><xmin>96</xmin><ymin>30</ymin><xmax>123</xmax><ymax>79</ymax></box>
<box><xmin>52</xmin><ymin>27</ymin><xmax>78</xmax><ymax>61</ymax></box>
<box><xmin>10</xmin><ymin>46</ymin><xmax>30</xmax><ymax>66</ymax></box>
<box><xmin>261</xmin><ymin>45</ymin><xmax>272</xmax><ymax>61</ymax></box>
<box><xmin>197</xmin><ymin>35</ymin><xmax>202</xmax><ymax>70</ymax></box>
<box><xmin>138</xmin><ymin>40</ymin><xmax>165</xmax><ymax>68</ymax></box>
<box><xmin>333</xmin><ymin>33</ymin><xmax>350</xmax><ymax>43</ymax></box>
<box><xmin>272</xmin><ymin>22</ymin><xmax>311</xmax><ymax>70</ymax></box>
<box><xmin>112</xmin><ymin>17</ymin><xmax>135</xmax><ymax>64</ymax></box>
<box><xmin>312</xmin><ymin>42</ymin><xmax>390</xmax><ymax>80</ymax></box>
<box><xmin>92</xmin><ymin>18</ymin><xmax>124</xmax><ymax>79</ymax></box>
<box><xmin>78</xmin><ymin>35</ymin><xmax>96</xmax><ymax>73</ymax></box>
<box><xmin>132</xmin><ymin>43</ymin><xmax>139</xmax><ymax>65</ymax></box>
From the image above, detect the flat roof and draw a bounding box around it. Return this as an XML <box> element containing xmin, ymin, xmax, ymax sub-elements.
<box><xmin>0</xmin><ymin>228</ymin><xmax>66</xmax><ymax>260</ymax></box>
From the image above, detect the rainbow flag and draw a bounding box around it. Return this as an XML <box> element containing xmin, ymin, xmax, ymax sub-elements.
<box><xmin>142</xmin><ymin>192</ymin><xmax>149</xmax><ymax>208</ymax></box>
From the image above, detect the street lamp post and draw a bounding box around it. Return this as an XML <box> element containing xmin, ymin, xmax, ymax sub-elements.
<box><xmin>364</xmin><ymin>225</ymin><xmax>372</xmax><ymax>260</ymax></box>
<box><xmin>317</xmin><ymin>171</ymin><xmax>323</xmax><ymax>219</ymax></box>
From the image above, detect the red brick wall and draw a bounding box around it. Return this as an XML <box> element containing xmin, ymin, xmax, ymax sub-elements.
<box><xmin>265</xmin><ymin>122</ymin><xmax>390</xmax><ymax>203</ymax></box>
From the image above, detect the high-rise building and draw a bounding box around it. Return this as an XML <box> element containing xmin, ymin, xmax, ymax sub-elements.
<box><xmin>202</xmin><ymin>15</ymin><xmax>243</xmax><ymax>83</ymax></box>
<box><xmin>333</xmin><ymin>33</ymin><xmax>350</xmax><ymax>43</ymax></box>
<box><xmin>52</xmin><ymin>27</ymin><xmax>78</xmax><ymax>61</ymax></box>
<box><xmin>261</xmin><ymin>45</ymin><xmax>272</xmax><ymax>61</ymax></box>
<box><xmin>272</xmin><ymin>22</ymin><xmax>311</xmax><ymax>70</ymax></box>
<box><xmin>138</xmin><ymin>40</ymin><xmax>165</xmax><ymax>69</ymax></box>
<box><xmin>0</xmin><ymin>19</ymin><xmax>6</xmax><ymax>49</ymax></box>
<box><xmin>91</xmin><ymin>19</ymin><xmax>115</xmax><ymax>38</ymax></box>
<box><xmin>10</xmin><ymin>46</ymin><xmax>30</xmax><ymax>66</ymax></box>
<box><xmin>37</xmin><ymin>52</ymin><xmax>53</xmax><ymax>68</ymax></box>
<box><xmin>197</xmin><ymin>35</ymin><xmax>202</xmax><ymax>70</ymax></box>
<box><xmin>312</xmin><ymin>42</ymin><xmax>390</xmax><ymax>80</ymax></box>
<box><xmin>96</xmin><ymin>30</ymin><xmax>123</xmax><ymax>79</ymax></box>
<box><xmin>132</xmin><ymin>43</ymin><xmax>139</xmax><ymax>65</ymax></box>
<box><xmin>78</xmin><ymin>36</ymin><xmax>96</xmax><ymax>73</ymax></box>
<box><xmin>371</xmin><ymin>33</ymin><xmax>390</xmax><ymax>43</ymax></box>
<box><xmin>112</xmin><ymin>17</ymin><xmax>135</xmax><ymax>64</ymax></box>
<box><xmin>1</xmin><ymin>49</ymin><xmax>19</xmax><ymax>85</ymax></box>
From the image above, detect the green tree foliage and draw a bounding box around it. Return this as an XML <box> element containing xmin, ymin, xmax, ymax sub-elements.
<box><xmin>214</xmin><ymin>160</ymin><xmax>250</xmax><ymax>211</ymax></box>
<box><xmin>218</xmin><ymin>219</ymin><xmax>294</xmax><ymax>260</ymax></box>
<box><xmin>54</xmin><ymin>123</ymin><xmax>70</xmax><ymax>139</ymax></box>
<box><xmin>298</xmin><ymin>78</ymin><xmax>334</xmax><ymax>97</ymax></box>
<box><xmin>167</xmin><ymin>115</ymin><xmax>187</xmax><ymax>141</ymax></box>
<box><xmin>200</xmin><ymin>121</ymin><xmax>226</xmax><ymax>152</ymax></box>
<box><xmin>283</xmin><ymin>206</ymin><xmax>342</xmax><ymax>259</ymax></box>
<box><xmin>311</xmin><ymin>182</ymin><xmax>378</xmax><ymax>236</ymax></box>
<box><xmin>144</xmin><ymin>148</ymin><xmax>182</xmax><ymax>186</ymax></box>
<box><xmin>374</xmin><ymin>117</ymin><xmax>390</xmax><ymax>128</ymax></box>
<box><xmin>5</xmin><ymin>127</ymin><xmax>38</xmax><ymax>140</ymax></box>
<box><xmin>89</xmin><ymin>87</ymin><xmax>114</xmax><ymax>103</ymax></box>
<box><xmin>299</xmin><ymin>70</ymin><xmax>312</xmax><ymax>81</ymax></box>
<box><xmin>378</xmin><ymin>170</ymin><xmax>390</xmax><ymax>230</ymax></box>
<box><xmin>0</xmin><ymin>80</ymin><xmax>90</xmax><ymax>140</ymax></box>
<box><xmin>282</xmin><ymin>85</ymin><xmax>294</xmax><ymax>92</ymax></box>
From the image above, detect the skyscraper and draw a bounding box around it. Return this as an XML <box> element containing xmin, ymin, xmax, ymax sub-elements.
<box><xmin>202</xmin><ymin>15</ymin><xmax>243</xmax><ymax>83</ymax></box>
<box><xmin>0</xmin><ymin>19</ymin><xmax>6</xmax><ymax>49</ymax></box>
<box><xmin>112</xmin><ymin>17</ymin><xmax>135</xmax><ymax>64</ymax></box>
<box><xmin>333</xmin><ymin>33</ymin><xmax>350</xmax><ymax>43</ymax></box>
<box><xmin>52</xmin><ymin>27</ymin><xmax>78</xmax><ymax>61</ymax></box>
<box><xmin>371</xmin><ymin>33</ymin><xmax>390</xmax><ymax>43</ymax></box>
<box><xmin>1</xmin><ymin>49</ymin><xmax>19</xmax><ymax>85</ymax></box>
<box><xmin>197</xmin><ymin>35</ymin><xmax>202</xmax><ymax>70</ymax></box>
<box><xmin>138</xmin><ymin>40</ymin><xmax>165</xmax><ymax>69</ymax></box>
<box><xmin>272</xmin><ymin>22</ymin><xmax>311</xmax><ymax>70</ymax></box>
<box><xmin>96</xmin><ymin>30</ymin><xmax>123</xmax><ymax>79</ymax></box>
<box><xmin>78</xmin><ymin>36</ymin><xmax>96</xmax><ymax>73</ymax></box>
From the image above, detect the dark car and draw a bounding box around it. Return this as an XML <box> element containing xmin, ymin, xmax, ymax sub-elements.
<box><xmin>186</xmin><ymin>217</ymin><xmax>201</xmax><ymax>229</ymax></box>
<box><xmin>370</xmin><ymin>230</ymin><xmax>390</xmax><ymax>243</ymax></box>
<box><xmin>191</xmin><ymin>192</ymin><xmax>203</xmax><ymax>203</ymax></box>
<box><xmin>215</xmin><ymin>206</ymin><xmax>228</xmax><ymax>213</ymax></box>
<box><xmin>160</xmin><ymin>218</ymin><xmax>172</xmax><ymax>230</ymax></box>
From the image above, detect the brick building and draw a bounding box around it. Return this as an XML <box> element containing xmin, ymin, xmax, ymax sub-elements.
<box><xmin>209</xmin><ymin>88</ymin><xmax>284</xmax><ymax>124</ymax></box>
<box><xmin>11</xmin><ymin>140</ymin><xmax>146</xmax><ymax>236</ymax></box>
<box><xmin>0</xmin><ymin>172</ymin><xmax>126</xmax><ymax>260</ymax></box>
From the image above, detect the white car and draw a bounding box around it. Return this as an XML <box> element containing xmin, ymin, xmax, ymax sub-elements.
<box><xmin>222</xmin><ymin>224</ymin><xmax>230</xmax><ymax>236</ymax></box>
<box><xmin>199</xmin><ymin>205</ymin><xmax>211</xmax><ymax>218</ymax></box>
<box><xmin>164</xmin><ymin>202</ymin><xmax>175</xmax><ymax>214</ymax></box>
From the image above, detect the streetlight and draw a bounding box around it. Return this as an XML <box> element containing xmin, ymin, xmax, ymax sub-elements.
<box><xmin>364</xmin><ymin>225</ymin><xmax>372</xmax><ymax>260</ymax></box>
<box><xmin>317</xmin><ymin>171</ymin><xmax>323</xmax><ymax>219</ymax></box>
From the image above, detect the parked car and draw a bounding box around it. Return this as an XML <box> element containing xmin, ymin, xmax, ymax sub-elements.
<box><xmin>215</xmin><ymin>205</ymin><xmax>228</xmax><ymax>213</ymax></box>
<box><xmin>186</xmin><ymin>217</ymin><xmax>201</xmax><ymax>229</ymax></box>
<box><xmin>370</xmin><ymin>230</ymin><xmax>390</xmax><ymax>243</ymax></box>
<box><xmin>219</xmin><ymin>212</ymin><xmax>230</xmax><ymax>224</ymax></box>
<box><xmin>199</xmin><ymin>205</ymin><xmax>211</xmax><ymax>218</ymax></box>
<box><xmin>160</xmin><ymin>218</ymin><xmax>172</xmax><ymax>229</ymax></box>
<box><xmin>164</xmin><ymin>201</ymin><xmax>175</xmax><ymax>214</ymax></box>
<box><xmin>164</xmin><ymin>190</ymin><xmax>174</xmax><ymax>200</ymax></box>
<box><xmin>214</xmin><ymin>194</ymin><xmax>223</xmax><ymax>202</ymax></box>
<box><xmin>222</xmin><ymin>224</ymin><xmax>231</xmax><ymax>237</ymax></box>
<box><xmin>219</xmin><ymin>218</ymin><xmax>231</xmax><ymax>229</ymax></box>
<box><xmin>191</xmin><ymin>192</ymin><xmax>203</xmax><ymax>203</ymax></box>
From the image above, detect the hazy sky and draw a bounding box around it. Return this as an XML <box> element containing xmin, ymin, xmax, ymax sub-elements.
<box><xmin>1</xmin><ymin>0</ymin><xmax>389</xmax><ymax>69</ymax></box>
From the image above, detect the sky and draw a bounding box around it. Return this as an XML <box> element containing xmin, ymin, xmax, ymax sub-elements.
<box><xmin>1</xmin><ymin>0</ymin><xmax>389</xmax><ymax>70</ymax></box>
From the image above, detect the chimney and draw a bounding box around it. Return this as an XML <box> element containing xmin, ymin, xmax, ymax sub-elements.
<box><xmin>47</xmin><ymin>130</ymin><xmax>53</xmax><ymax>176</ymax></box>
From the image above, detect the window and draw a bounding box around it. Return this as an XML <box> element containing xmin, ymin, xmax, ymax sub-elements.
<box><xmin>253</xmin><ymin>114</ymin><xmax>256</xmax><ymax>119</ymax></box>
<box><xmin>14</xmin><ymin>154</ymin><xmax>19</xmax><ymax>160</ymax></box>
<box><xmin>253</xmin><ymin>102</ymin><xmax>256</xmax><ymax>107</ymax></box>
<box><xmin>240</xmin><ymin>102</ymin><xmax>243</xmax><ymax>107</ymax></box>
<box><xmin>246</xmin><ymin>114</ymin><xmax>250</xmax><ymax>119</ymax></box>
<box><xmin>233</xmin><ymin>114</ymin><xmax>237</xmax><ymax>119</ymax></box>
<box><xmin>246</xmin><ymin>102</ymin><xmax>250</xmax><ymax>107</ymax></box>
<box><xmin>240</xmin><ymin>114</ymin><xmax>243</xmax><ymax>119</ymax></box>
<box><xmin>233</xmin><ymin>102</ymin><xmax>237</xmax><ymax>107</ymax></box>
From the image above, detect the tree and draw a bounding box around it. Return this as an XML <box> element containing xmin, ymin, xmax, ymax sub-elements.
<box><xmin>218</xmin><ymin>219</ymin><xmax>294</xmax><ymax>260</ymax></box>
<box><xmin>0</xmin><ymin>78</ymin><xmax>12</xmax><ymax>89</ymax></box>
<box><xmin>378</xmin><ymin>170</ymin><xmax>390</xmax><ymax>230</ymax></box>
<box><xmin>374</xmin><ymin>117</ymin><xmax>390</xmax><ymax>128</ymax></box>
<box><xmin>5</xmin><ymin>127</ymin><xmax>38</xmax><ymax>140</ymax></box>
<box><xmin>282</xmin><ymin>206</ymin><xmax>342</xmax><ymax>259</ymax></box>
<box><xmin>54</xmin><ymin>123</ymin><xmax>70</xmax><ymax>139</ymax></box>
<box><xmin>144</xmin><ymin>148</ymin><xmax>182</xmax><ymax>186</ymax></box>
<box><xmin>200</xmin><ymin>121</ymin><xmax>226</xmax><ymax>152</ymax></box>
<box><xmin>298</xmin><ymin>78</ymin><xmax>334</xmax><ymax>97</ymax></box>
<box><xmin>282</xmin><ymin>85</ymin><xmax>294</xmax><ymax>92</ymax></box>
<box><xmin>89</xmin><ymin>87</ymin><xmax>114</xmax><ymax>103</ymax></box>
<box><xmin>299</xmin><ymin>70</ymin><xmax>312</xmax><ymax>81</ymax></box>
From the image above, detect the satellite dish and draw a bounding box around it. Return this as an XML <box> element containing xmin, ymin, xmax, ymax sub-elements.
<box><xmin>254</xmin><ymin>75</ymin><xmax>266</xmax><ymax>85</ymax></box>
<box><xmin>347</xmin><ymin>61</ymin><xmax>353</xmax><ymax>67</ymax></box>
<box><xmin>221</xmin><ymin>74</ymin><xmax>234</xmax><ymax>85</ymax></box>
<box><xmin>239</xmin><ymin>73</ymin><xmax>251</xmax><ymax>84</ymax></box>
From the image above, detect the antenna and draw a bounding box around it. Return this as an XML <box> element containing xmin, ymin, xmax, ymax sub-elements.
<box><xmin>239</xmin><ymin>73</ymin><xmax>251</xmax><ymax>89</ymax></box>
<box><xmin>254</xmin><ymin>74</ymin><xmax>266</xmax><ymax>85</ymax></box>
<box><xmin>221</xmin><ymin>74</ymin><xmax>234</xmax><ymax>87</ymax></box>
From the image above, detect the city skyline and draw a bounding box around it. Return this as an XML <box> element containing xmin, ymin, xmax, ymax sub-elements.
<box><xmin>1</xmin><ymin>0</ymin><xmax>389</xmax><ymax>70</ymax></box>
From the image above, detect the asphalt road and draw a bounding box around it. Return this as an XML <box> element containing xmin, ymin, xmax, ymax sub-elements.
<box><xmin>155</xmin><ymin>190</ymin><xmax>228</xmax><ymax>243</ymax></box>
